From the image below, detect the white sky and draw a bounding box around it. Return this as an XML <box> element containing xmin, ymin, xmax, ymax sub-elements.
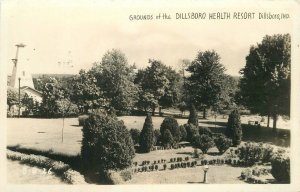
<box><xmin>1</xmin><ymin>0</ymin><xmax>295</xmax><ymax>76</ymax></box>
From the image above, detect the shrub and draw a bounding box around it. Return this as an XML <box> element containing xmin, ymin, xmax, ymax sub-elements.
<box><xmin>179</xmin><ymin>125</ymin><xmax>187</xmax><ymax>141</ymax></box>
<box><xmin>78</xmin><ymin>115</ymin><xmax>89</xmax><ymax>126</ymax></box>
<box><xmin>81</xmin><ymin>113</ymin><xmax>135</xmax><ymax>173</ymax></box>
<box><xmin>271</xmin><ymin>150</ymin><xmax>290</xmax><ymax>183</ymax></box>
<box><xmin>198</xmin><ymin>127</ymin><xmax>213</xmax><ymax>137</ymax></box>
<box><xmin>139</xmin><ymin>114</ymin><xmax>155</xmax><ymax>153</ymax></box>
<box><xmin>184</xmin><ymin>123</ymin><xmax>199</xmax><ymax>142</ymax></box>
<box><xmin>160</xmin><ymin>117</ymin><xmax>181</xmax><ymax>143</ymax></box>
<box><xmin>153</xmin><ymin>129</ymin><xmax>161</xmax><ymax>145</ymax></box>
<box><xmin>214</xmin><ymin>133</ymin><xmax>232</xmax><ymax>154</ymax></box>
<box><xmin>225</xmin><ymin>109</ymin><xmax>242</xmax><ymax>146</ymax></box>
<box><xmin>171</xmin><ymin>164</ymin><xmax>175</xmax><ymax>169</ymax></box>
<box><xmin>261</xmin><ymin>144</ymin><xmax>274</xmax><ymax>163</ymax></box>
<box><xmin>192</xmin><ymin>134</ymin><xmax>214</xmax><ymax>154</ymax></box>
<box><xmin>238</xmin><ymin>142</ymin><xmax>262</xmax><ymax>166</ymax></box>
<box><xmin>161</xmin><ymin>129</ymin><xmax>174</xmax><ymax>148</ymax></box>
<box><xmin>238</xmin><ymin>142</ymin><xmax>275</xmax><ymax>166</ymax></box>
<box><xmin>130</xmin><ymin>128</ymin><xmax>141</xmax><ymax>145</ymax></box>
<box><xmin>188</xmin><ymin>104</ymin><xmax>198</xmax><ymax>126</ymax></box>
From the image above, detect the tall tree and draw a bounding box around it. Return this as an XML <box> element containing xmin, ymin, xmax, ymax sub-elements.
<box><xmin>187</xmin><ymin>50</ymin><xmax>226</xmax><ymax>118</ymax></box>
<box><xmin>139</xmin><ymin>114</ymin><xmax>155</xmax><ymax>153</ymax></box>
<box><xmin>239</xmin><ymin>34</ymin><xmax>291</xmax><ymax>130</ymax></box>
<box><xmin>91</xmin><ymin>49</ymin><xmax>138</xmax><ymax>113</ymax></box>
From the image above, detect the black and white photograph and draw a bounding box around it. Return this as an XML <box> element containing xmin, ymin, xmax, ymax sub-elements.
<box><xmin>0</xmin><ymin>0</ymin><xmax>300</xmax><ymax>191</ymax></box>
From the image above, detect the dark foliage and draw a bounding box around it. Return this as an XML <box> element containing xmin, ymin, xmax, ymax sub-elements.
<box><xmin>188</xmin><ymin>104</ymin><xmax>198</xmax><ymax>126</ymax></box>
<box><xmin>81</xmin><ymin>113</ymin><xmax>135</xmax><ymax>173</ymax></box>
<box><xmin>139</xmin><ymin>114</ymin><xmax>155</xmax><ymax>153</ymax></box>
<box><xmin>130</xmin><ymin>128</ymin><xmax>141</xmax><ymax>145</ymax></box>
<box><xmin>213</xmin><ymin>133</ymin><xmax>232</xmax><ymax>154</ymax></box>
<box><xmin>179</xmin><ymin>125</ymin><xmax>187</xmax><ymax>141</ymax></box>
<box><xmin>271</xmin><ymin>150</ymin><xmax>290</xmax><ymax>183</ymax></box>
<box><xmin>184</xmin><ymin>123</ymin><xmax>199</xmax><ymax>142</ymax></box>
<box><xmin>160</xmin><ymin>117</ymin><xmax>181</xmax><ymax>143</ymax></box>
<box><xmin>198</xmin><ymin>127</ymin><xmax>213</xmax><ymax>137</ymax></box>
<box><xmin>226</xmin><ymin>109</ymin><xmax>242</xmax><ymax>146</ymax></box>
<box><xmin>192</xmin><ymin>134</ymin><xmax>214</xmax><ymax>154</ymax></box>
<box><xmin>162</xmin><ymin>129</ymin><xmax>174</xmax><ymax>148</ymax></box>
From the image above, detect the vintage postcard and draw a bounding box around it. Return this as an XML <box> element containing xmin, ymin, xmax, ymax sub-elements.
<box><xmin>0</xmin><ymin>0</ymin><xmax>300</xmax><ymax>191</ymax></box>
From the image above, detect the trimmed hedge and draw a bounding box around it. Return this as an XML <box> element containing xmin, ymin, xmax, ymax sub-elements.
<box><xmin>7</xmin><ymin>150</ymin><xmax>86</xmax><ymax>184</ymax></box>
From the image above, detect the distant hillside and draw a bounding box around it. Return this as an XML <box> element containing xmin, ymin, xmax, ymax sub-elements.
<box><xmin>32</xmin><ymin>74</ymin><xmax>76</xmax><ymax>78</ymax></box>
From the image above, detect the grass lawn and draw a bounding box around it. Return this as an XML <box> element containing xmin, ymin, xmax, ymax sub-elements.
<box><xmin>7</xmin><ymin>115</ymin><xmax>290</xmax><ymax>156</ymax></box>
<box><xmin>126</xmin><ymin>165</ymin><xmax>247</xmax><ymax>184</ymax></box>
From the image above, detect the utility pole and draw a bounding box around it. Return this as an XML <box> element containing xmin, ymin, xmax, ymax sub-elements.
<box><xmin>18</xmin><ymin>77</ymin><xmax>21</xmax><ymax>118</ymax></box>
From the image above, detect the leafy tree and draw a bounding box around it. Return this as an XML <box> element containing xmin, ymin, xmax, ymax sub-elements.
<box><xmin>188</xmin><ymin>104</ymin><xmax>198</xmax><ymax>126</ymax></box>
<box><xmin>135</xmin><ymin>60</ymin><xmax>181</xmax><ymax>115</ymax></box>
<box><xmin>39</xmin><ymin>77</ymin><xmax>66</xmax><ymax>117</ymax></box>
<box><xmin>178</xmin><ymin>101</ymin><xmax>188</xmax><ymax>116</ymax></box>
<box><xmin>7</xmin><ymin>87</ymin><xmax>20</xmax><ymax>111</ymax></box>
<box><xmin>81</xmin><ymin>113</ymin><xmax>135</xmax><ymax>173</ymax></box>
<box><xmin>225</xmin><ymin>109</ymin><xmax>242</xmax><ymax>146</ymax></box>
<box><xmin>187</xmin><ymin>50</ymin><xmax>226</xmax><ymax>118</ymax></box>
<box><xmin>160</xmin><ymin>117</ymin><xmax>181</xmax><ymax>143</ymax></box>
<box><xmin>216</xmin><ymin>75</ymin><xmax>239</xmax><ymax>111</ymax></box>
<box><xmin>71</xmin><ymin>70</ymin><xmax>106</xmax><ymax>113</ymax></box>
<box><xmin>21</xmin><ymin>93</ymin><xmax>35</xmax><ymax>116</ymax></box>
<box><xmin>91</xmin><ymin>49</ymin><xmax>138</xmax><ymax>113</ymax></box>
<box><xmin>179</xmin><ymin>125</ymin><xmax>187</xmax><ymax>141</ymax></box>
<box><xmin>239</xmin><ymin>34</ymin><xmax>291</xmax><ymax>130</ymax></box>
<box><xmin>192</xmin><ymin>134</ymin><xmax>214</xmax><ymax>154</ymax></box>
<box><xmin>130</xmin><ymin>128</ymin><xmax>141</xmax><ymax>145</ymax></box>
<box><xmin>139</xmin><ymin>114</ymin><xmax>155</xmax><ymax>153</ymax></box>
<box><xmin>162</xmin><ymin>129</ymin><xmax>174</xmax><ymax>148</ymax></box>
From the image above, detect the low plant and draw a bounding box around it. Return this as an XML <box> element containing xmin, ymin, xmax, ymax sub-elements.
<box><xmin>78</xmin><ymin>114</ymin><xmax>89</xmax><ymax>126</ymax></box>
<box><xmin>271</xmin><ymin>150</ymin><xmax>290</xmax><ymax>183</ymax></box>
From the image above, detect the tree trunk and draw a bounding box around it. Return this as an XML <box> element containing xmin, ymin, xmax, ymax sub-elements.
<box><xmin>159</xmin><ymin>107</ymin><xmax>162</xmax><ymax>117</ymax></box>
<box><xmin>272</xmin><ymin>114</ymin><xmax>277</xmax><ymax>132</ymax></box>
<box><xmin>267</xmin><ymin>114</ymin><xmax>270</xmax><ymax>128</ymax></box>
<box><xmin>203</xmin><ymin>108</ymin><xmax>206</xmax><ymax>119</ymax></box>
<box><xmin>152</xmin><ymin>106</ymin><xmax>155</xmax><ymax>116</ymax></box>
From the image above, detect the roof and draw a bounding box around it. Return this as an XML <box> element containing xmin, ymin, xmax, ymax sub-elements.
<box><xmin>20</xmin><ymin>86</ymin><xmax>42</xmax><ymax>97</ymax></box>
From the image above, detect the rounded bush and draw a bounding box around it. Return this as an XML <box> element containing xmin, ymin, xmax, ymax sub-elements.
<box><xmin>271</xmin><ymin>151</ymin><xmax>290</xmax><ymax>183</ymax></box>
<box><xmin>160</xmin><ymin>117</ymin><xmax>181</xmax><ymax>144</ymax></box>
<box><xmin>81</xmin><ymin>113</ymin><xmax>135</xmax><ymax>173</ymax></box>
<box><xmin>198</xmin><ymin>127</ymin><xmax>213</xmax><ymax>137</ymax></box>
<box><xmin>129</xmin><ymin>128</ymin><xmax>141</xmax><ymax>145</ymax></box>
<box><xmin>214</xmin><ymin>133</ymin><xmax>232</xmax><ymax>154</ymax></box>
